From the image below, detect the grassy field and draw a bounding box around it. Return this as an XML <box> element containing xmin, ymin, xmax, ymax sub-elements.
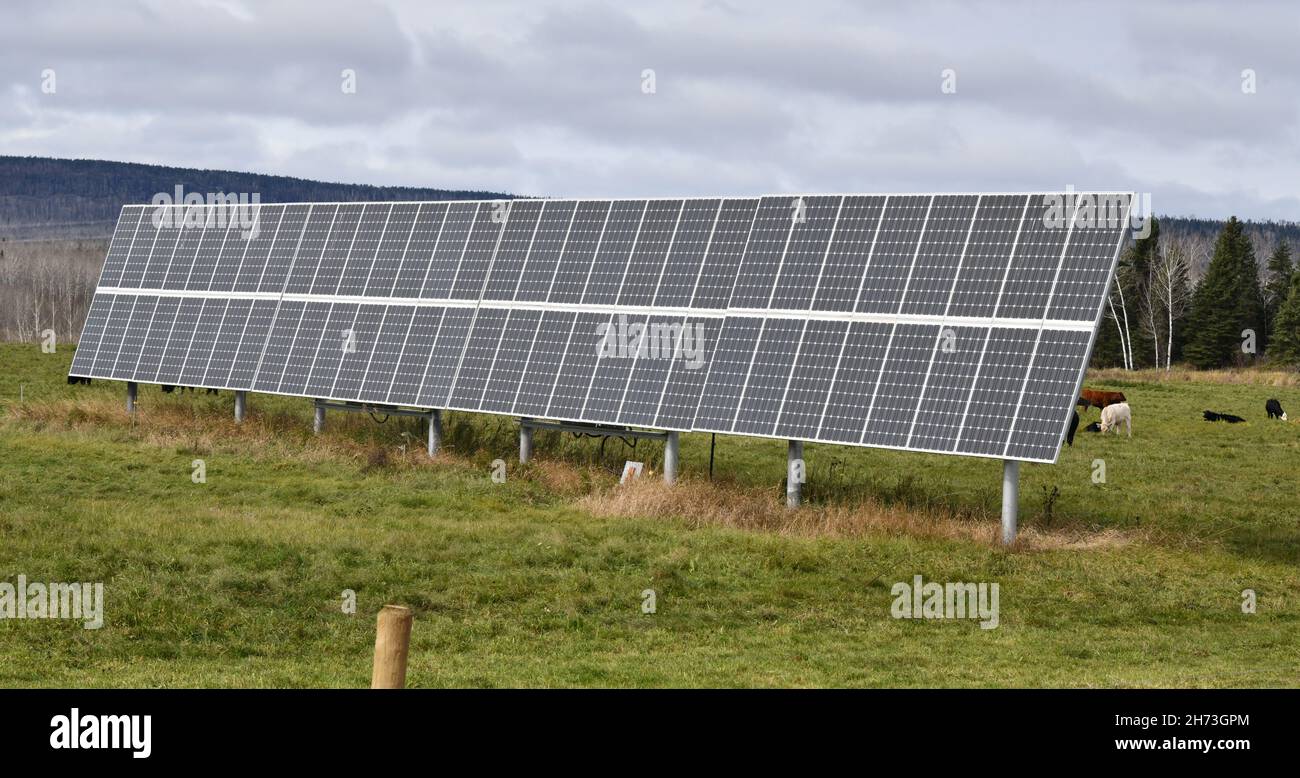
<box><xmin>0</xmin><ymin>342</ymin><xmax>1297</xmax><ymax>687</ymax></box>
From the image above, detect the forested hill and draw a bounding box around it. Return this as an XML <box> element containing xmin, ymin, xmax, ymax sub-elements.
<box><xmin>3</xmin><ymin>156</ymin><xmax>1297</xmax><ymax>259</ymax></box>
<box><xmin>0</xmin><ymin>156</ymin><xmax>513</xmax><ymax>239</ymax></box>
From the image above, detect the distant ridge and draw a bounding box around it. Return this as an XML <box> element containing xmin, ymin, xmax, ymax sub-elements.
<box><xmin>0</xmin><ymin>156</ymin><xmax>514</xmax><ymax>240</ymax></box>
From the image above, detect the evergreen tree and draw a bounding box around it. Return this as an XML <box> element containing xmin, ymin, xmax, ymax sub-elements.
<box><xmin>1263</xmin><ymin>240</ymin><xmax>1293</xmax><ymax>350</ymax></box>
<box><xmin>1182</xmin><ymin>217</ymin><xmax>1264</xmax><ymax>368</ymax></box>
<box><xmin>1268</xmin><ymin>273</ymin><xmax>1300</xmax><ymax>366</ymax></box>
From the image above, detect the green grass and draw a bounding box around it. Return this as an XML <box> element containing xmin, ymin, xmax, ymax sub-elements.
<box><xmin>0</xmin><ymin>343</ymin><xmax>1297</xmax><ymax>687</ymax></box>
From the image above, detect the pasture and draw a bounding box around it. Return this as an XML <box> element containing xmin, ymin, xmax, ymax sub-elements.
<box><xmin>0</xmin><ymin>343</ymin><xmax>1297</xmax><ymax>687</ymax></box>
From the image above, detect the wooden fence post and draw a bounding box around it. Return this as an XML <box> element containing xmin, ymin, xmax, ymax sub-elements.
<box><xmin>371</xmin><ymin>605</ymin><xmax>413</xmax><ymax>689</ymax></box>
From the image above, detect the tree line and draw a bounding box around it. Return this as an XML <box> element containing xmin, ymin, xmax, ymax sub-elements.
<box><xmin>1093</xmin><ymin>215</ymin><xmax>1299</xmax><ymax>369</ymax></box>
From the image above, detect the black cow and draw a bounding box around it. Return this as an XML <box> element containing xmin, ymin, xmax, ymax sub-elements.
<box><xmin>1204</xmin><ymin>410</ymin><xmax>1246</xmax><ymax>423</ymax></box>
<box><xmin>1266</xmin><ymin>399</ymin><xmax>1287</xmax><ymax>420</ymax></box>
<box><xmin>1084</xmin><ymin>421</ymin><xmax>1101</xmax><ymax>433</ymax></box>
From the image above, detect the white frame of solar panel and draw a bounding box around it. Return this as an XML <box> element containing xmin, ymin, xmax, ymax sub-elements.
<box><xmin>71</xmin><ymin>192</ymin><xmax>1135</xmax><ymax>465</ymax></box>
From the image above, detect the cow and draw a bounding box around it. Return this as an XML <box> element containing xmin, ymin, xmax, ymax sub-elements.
<box><xmin>1203</xmin><ymin>410</ymin><xmax>1246</xmax><ymax>423</ymax></box>
<box><xmin>1084</xmin><ymin>421</ymin><xmax>1101</xmax><ymax>433</ymax></box>
<box><xmin>1078</xmin><ymin>388</ymin><xmax>1127</xmax><ymax>411</ymax></box>
<box><xmin>1266</xmin><ymin>399</ymin><xmax>1287</xmax><ymax>420</ymax></box>
<box><xmin>161</xmin><ymin>385</ymin><xmax>219</xmax><ymax>395</ymax></box>
<box><xmin>1100</xmin><ymin>402</ymin><xmax>1132</xmax><ymax>436</ymax></box>
<box><xmin>1065</xmin><ymin>410</ymin><xmax>1080</xmax><ymax>446</ymax></box>
<box><xmin>66</xmin><ymin>376</ymin><xmax>91</xmax><ymax>386</ymax></box>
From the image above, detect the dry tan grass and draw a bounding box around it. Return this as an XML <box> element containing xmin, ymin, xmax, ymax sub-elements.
<box><xmin>3</xmin><ymin>395</ymin><xmax>478</xmax><ymax>472</ymax></box>
<box><xmin>577</xmin><ymin>476</ymin><xmax>1135</xmax><ymax>552</ymax></box>
<box><xmin>8</xmin><ymin>394</ymin><xmax>1136</xmax><ymax>551</ymax></box>
<box><xmin>1087</xmin><ymin>366</ymin><xmax>1300</xmax><ymax>387</ymax></box>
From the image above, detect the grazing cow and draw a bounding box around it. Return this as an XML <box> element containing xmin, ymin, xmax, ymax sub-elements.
<box><xmin>1100</xmin><ymin>402</ymin><xmax>1132</xmax><ymax>436</ymax></box>
<box><xmin>1066</xmin><ymin>410</ymin><xmax>1080</xmax><ymax>446</ymax></box>
<box><xmin>1078</xmin><ymin>388</ymin><xmax>1127</xmax><ymax>411</ymax></box>
<box><xmin>1084</xmin><ymin>421</ymin><xmax>1101</xmax><ymax>433</ymax></box>
<box><xmin>1203</xmin><ymin>410</ymin><xmax>1246</xmax><ymax>423</ymax></box>
<box><xmin>1266</xmin><ymin>398</ymin><xmax>1287</xmax><ymax>420</ymax></box>
<box><xmin>66</xmin><ymin>376</ymin><xmax>91</xmax><ymax>386</ymax></box>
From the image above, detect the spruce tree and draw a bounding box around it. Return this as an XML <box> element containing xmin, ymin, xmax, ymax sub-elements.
<box><xmin>1268</xmin><ymin>273</ymin><xmax>1300</xmax><ymax>366</ymax></box>
<box><xmin>1263</xmin><ymin>240</ymin><xmax>1293</xmax><ymax>350</ymax></box>
<box><xmin>1182</xmin><ymin>217</ymin><xmax>1264</xmax><ymax>368</ymax></box>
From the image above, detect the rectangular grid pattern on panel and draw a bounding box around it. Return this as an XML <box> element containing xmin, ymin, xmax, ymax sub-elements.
<box><xmin>512</xmin><ymin>309</ymin><xmax>576</xmax><ymax>417</ymax></box>
<box><xmin>117</xmin><ymin>214</ymin><xmax>159</xmax><ymax>289</ymax></box>
<box><xmin>254</xmin><ymin>300</ymin><xmax>306</xmax><ymax>393</ymax></box>
<box><xmin>860</xmin><ymin>323</ymin><xmax>937</xmax><ymax>448</ymax></box>
<box><xmin>111</xmin><ymin>296</ymin><xmax>157</xmax><ymax>379</ymax></box>
<box><xmin>774</xmin><ymin>319</ymin><xmax>848</xmax><ymax>439</ymax></box>
<box><xmin>516</xmin><ymin>201</ymin><xmax>575</xmax><ymax>302</ymax></box>
<box><xmin>386</xmin><ymin>306</ymin><xmax>443</xmax><ymax>405</ymax></box>
<box><xmin>360</xmin><ymin>306</ymin><xmax>415</xmax><ymax>402</ymax></box>
<box><xmin>693</xmin><ymin>316</ymin><xmax>762</xmax><ymax>433</ymax></box>
<box><xmin>618</xmin><ymin>200</ymin><xmax>681</xmax><ymax>306</ymax></box>
<box><xmin>156</xmin><ymin>297</ymin><xmax>203</xmax><ymax>385</ymax></box>
<box><xmin>692</xmin><ymin>199</ymin><xmax>756</xmax><ymax>309</ymax></box>
<box><xmin>162</xmin><ymin>207</ymin><xmax>208</xmax><ymax>290</ymax></box>
<box><xmin>654</xmin><ymin>316</ymin><xmax>721</xmax><ymax>430</ymax></box>
<box><xmin>732</xmin><ymin>318</ymin><xmax>804</xmax><ymax>435</ymax></box>
<box><xmin>954</xmin><ymin>328</ymin><xmax>1037</xmax><ymax>457</ymax></box>
<box><xmin>482</xmin><ymin>201</ymin><xmax>544</xmax><ymax>301</ymax></box>
<box><xmin>69</xmin><ymin>294</ymin><xmax>116</xmax><ymax>376</ymax></box>
<box><xmin>947</xmin><ymin>195</ymin><xmax>1027</xmax><ymax>318</ymax></box>
<box><xmin>76</xmin><ymin>192</ymin><xmax>1130</xmax><ymax>465</ymax></box>
<box><xmin>1048</xmin><ymin>204</ymin><xmax>1129</xmax><ymax>320</ymax></box>
<box><xmin>232</xmin><ymin>206</ymin><xmax>285</xmax><ymax>293</ymax></box>
<box><xmin>450</xmin><ymin>205</ymin><xmax>504</xmax><ymax>299</ymax></box>
<box><xmin>770</xmin><ymin>196</ymin><xmax>841</xmax><ymax>310</ymax></box>
<box><xmin>811</xmin><ymin>196</ymin><xmax>884</xmax><ymax>313</ymax></box>
<box><xmin>582</xmin><ymin>313</ymin><xmax>647</xmax><ymax>423</ymax></box>
<box><xmin>549</xmin><ymin>202</ymin><xmax>609</xmax><ymax>304</ymax></box>
<box><xmin>817</xmin><ymin>321</ymin><xmax>892</xmax><ymax>443</ymax></box>
<box><xmin>260</xmin><ymin>205</ymin><xmax>311</xmax><ymax>293</ymax></box>
<box><xmin>907</xmin><ymin>325</ymin><xmax>988</xmax><ymax>452</ymax></box>
<box><xmin>229</xmin><ymin>299</ymin><xmax>279</xmax><ymax>388</ymax></box>
<box><xmin>422</xmin><ymin>203</ymin><xmax>476</xmax><ymax>299</ymax></box>
<box><xmin>617</xmin><ymin>314</ymin><xmax>687</xmax><ymax>427</ymax></box>
<box><xmin>582</xmin><ymin>200</ymin><xmax>644</xmax><ymax>305</ymax></box>
<box><xmin>654</xmin><ymin>199</ymin><xmax>718</xmax><ymax>307</ymax></box>
<box><xmin>481</xmin><ymin>308</ymin><xmax>543</xmax><ymax>412</ymax></box>
<box><xmin>278</xmin><ymin>302</ymin><xmax>331</xmax><ymax>395</ymax></box>
<box><xmin>365</xmin><ymin>204</ymin><xmax>420</xmax><ymax>297</ymax></box>
<box><xmin>547</xmin><ymin>312</ymin><xmax>609</xmax><ymax>421</ymax></box>
<box><xmin>447</xmin><ymin>307</ymin><xmax>509</xmax><ymax>410</ymax></box>
<box><xmin>729</xmin><ymin>197</ymin><xmax>794</xmax><ymax>309</ymax></box>
<box><xmin>899</xmin><ymin>195</ymin><xmax>978</xmax><ymax>316</ymax></box>
<box><xmin>1004</xmin><ymin>329</ymin><xmax>1093</xmax><ymax>460</ymax></box>
<box><xmin>392</xmin><ymin>203</ymin><xmax>446</xmax><ymax>298</ymax></box>
<box><xmin>186</xmin><ymin>206</ymin><xmax>233</xmax><ymax>291</ymax></box>
<box><xmin>97</xmin><ymin>208</ymin><xmax>142</xmax><ymax>288</ymax></box>
<box><xmin>284</xmin><ymin>205</ymin><xmax>339</xmax><ymax>294</ymax></box>
<box><xmin>856</xmin><ymin>196</ymin><xmax>931</xmax><ymax>314</ymax></box>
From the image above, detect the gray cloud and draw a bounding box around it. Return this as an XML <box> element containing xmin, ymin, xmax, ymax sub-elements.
<box><xmin>1</xmin><ymin>0</ymin><xmax>1297</xmax><ymax>219</ymax></box>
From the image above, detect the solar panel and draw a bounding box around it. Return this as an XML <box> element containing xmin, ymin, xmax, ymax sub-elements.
<box><xmin>75</xmin><ymin>192</ymin><xmax>1132</xmax><ymax>464</ymax></box>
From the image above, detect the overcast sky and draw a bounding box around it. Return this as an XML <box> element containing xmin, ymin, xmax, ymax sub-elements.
<box><xmin>3</xmin><ymin>0</ymin><xmax>1297</xmax><ymax>220</ymax></box>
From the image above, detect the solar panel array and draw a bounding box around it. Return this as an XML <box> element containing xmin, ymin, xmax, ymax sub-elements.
<box><xmin>70</xmin><ymin>193</ymin><xmax>1132</xmax><ymax>463</ymax></box>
